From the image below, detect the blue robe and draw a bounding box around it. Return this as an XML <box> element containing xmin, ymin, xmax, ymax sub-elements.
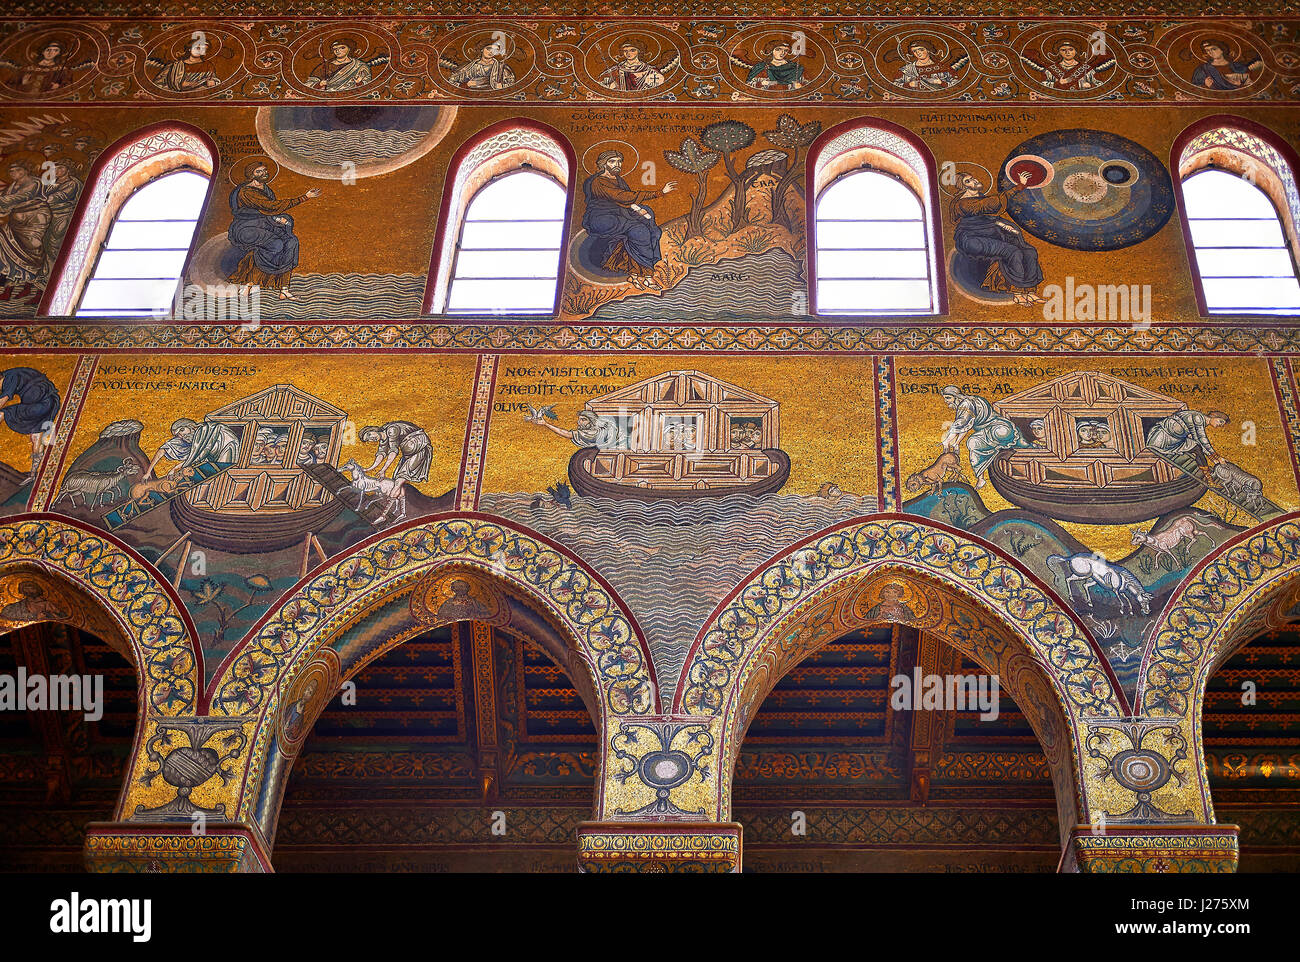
<box><xmin>227</xmin><ymin>183</ymin><xmax>302</xmax><ymax>288</ymax></box>
<box><xmin>582</xmin><ymin>173</ymin><xmax>663</xmax><ymax>272</ymax></box>
<box><xmin>0</xmin><ymin>367</ymin><xmax>60</xmax><ymax>435</ymax></box>
<box><xmin>952</xmin><ymin>188</ymin><xmax>1043</xmax><ymax>291</ymax></box>
<box><xmin>747</xmin><ymin>60</ymin><xmax>804</xmax><ymax>87</ymax></box>
<box><xmin>1192</xmin><ymin>59</ymin><xmax>1258</xmax><ymax>90</ymax></box>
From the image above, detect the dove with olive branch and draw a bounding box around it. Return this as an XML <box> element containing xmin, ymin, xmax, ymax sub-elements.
<box><xmin>524</xmin><ymin>405</ymin><xmax>558</xmax><ymax>424</ymax></box>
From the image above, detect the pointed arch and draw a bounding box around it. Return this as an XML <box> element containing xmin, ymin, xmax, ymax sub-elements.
<box><xmin>201</xmin><ymin>514</ymin><xmax>653</xmax><ymax>839</ymax></box>
<box><xmin>0</xmin><ymin>515</ymin><xmax>200</xmax><ymax>716</ymax></box>
<box><xmin>679</xmin><ymin>516</ymin><xmax>1121</xmax><ymax>717</ymax></box>
<box><xmin>207</xmin><ymin>513</ymin><xmax>657</xmax><ymax>723</ymax></box>
<box><xmin>423</xmin><ymin>120</ymin><xmax>576</xmax><ymax>317</ymax></box>
<box><xmin>245</xmin><ymin>565</ymin><xmax>612</xmax><ymax>849</ymax></box>
<box><xmin>678</xmin><ymin>516</ymin><xmax>1126</xmax><ymax>829</ymax></box>
<box><xmin>1140</xmin><ymin>515</ymin><xmax>1300</xmax><ymax>820</ymax></box>
<box><xmin>1140</xmin><ymin>514</ymin><xmax>1300</xmax><ymax>718</ymax></box>
<box><xmin>41</xmin><ymin>121</ymin><xmax>217</xmax><ymax>318</ymax></box>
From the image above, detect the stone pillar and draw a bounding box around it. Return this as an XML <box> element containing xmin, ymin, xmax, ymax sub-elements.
<box><xmin>1067</xmin><ymin>825</ymin><xmax>1239</xmax><ymax>873</ymax></box>
<box><xmin>581</xmin><ymin>713</ymin><xmax>741</xmax><ymax>871</ymax></box>
<box><xmin>82</xmin><ymin>713</ymin><xmax>265</xmax><ymax>872</ymax></box>
<box><xmin>575</xmin><ymin>822</ymin><xmax>742</xmax><ymax>873</ymax></box>
<box><xmin>84</xmin><ymin>822</ymin><xmax>272</xmax><ymax>873</ymax></box>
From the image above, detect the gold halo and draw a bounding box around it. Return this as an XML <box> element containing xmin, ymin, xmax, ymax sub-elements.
<box><xmin>940</xmin><ymin>160</ymin><xmax>992</xmax><ymax>196</ymax></box>
<box><xmin>23</xmin><ymin>32</ymin><xmax>78</xmax><ymax>65</ymax></box>
<box><xmin>748</xmin><ymin>30</ymin><xmax>804</xmax><ymax>63</ymax></box>
<box><xmin>314</xmin><ymin>33</ymin><xmax>370</xmax><ymax>61</ymax></box>
<box><xmin>168</xmin><ymin>28</ymin><xmax>225</xmax><ymax>62</ymax></box>
<box><xmin>460</xmin><ymin>29</ymin><xmax>516</xmax><ymax>63</ymax></box>
<box><xmin>582</xmin><ymin>139</ymin><xmax>639</xmax><ymax>175</ymax></box>
<box><xmin>228</xmin><ymin>153</ymin><xmax>279</xmax><ymax>185</ymax></box>
<box><xmin>896</xmin><ymin>33</ymin><xmax>949</xmax><ymax>63</ymax></box>
<box><xmin>605</xmin><ymin>33</ymin><xmax>664</xmax><ymax>66</ymax></box>
<box><xmin>1184</xmin><ymin>31</ymin><xmax>1245</xmax><ymax>64</ymax></box>
<box><xmin>1037</xmin><ymin>31</ymin><xmax>1092</xmax><ymax>60</ymax></box>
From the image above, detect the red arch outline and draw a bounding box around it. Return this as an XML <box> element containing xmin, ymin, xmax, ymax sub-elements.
<box><xmin>1170</xmin><ymin>114</ymin><xmax>1300</xmax><ymax>320</ymax></box>
<box><xmin>804</xmin><ymin>116</ymin><xmax>949</xmax><ymax>319</ymax></box>
<box><xmin>421</xmin><ymin>118</ymin><xmax>578</xmax><ymax>320</ymax></box>
<box><xmin>38</xmin><ymin>120</ymin><xmax>220</xmax><ymax>318</ymax></box>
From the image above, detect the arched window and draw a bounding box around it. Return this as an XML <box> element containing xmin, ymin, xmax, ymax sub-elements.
<box><xmin>447</xmin><ymin>168</ymin><xmax>566</xmax><ymax>314</ymax></box>
<box><xmin>42</xmin><ymin>123</ymin><xmax>215</xmax><ymax>317</ymax></box>
<box><xmin>1175</xmin><ymin>119</ymin><xmax>1300</xmax><ymax>316</ymax></box>
<box><xmin>76</xmin><ymin>169</ymin><xmax>208</xmax><ymax>317</ymax></box>
<box><xmin>426</xmin><ymin>122</ymin><xmax>573</xmax><ymax>316</ymax></box>
<box><xmin>808</xmin><ymin>121</ymin><xmax>944</xmax><ymax>316</ymax></box>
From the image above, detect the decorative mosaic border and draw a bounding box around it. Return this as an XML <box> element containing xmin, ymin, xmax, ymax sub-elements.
<box><xmin>1272</xmin><ymin>359</ymin><xmax>1300</xmax><ymax>493</ymax></box>
<box><xmin>83</xmin><ymin>822</ymin><xmax>271</xmax><ymax>872</ymax></box>
<box><xmin>874</xmin><ymin>355</ymin><xmax>900</xmax><ymax>511</ymax></box>
<box><xmin>6</xmin><ymin>2</ymin><xmax>1298</xmax><ymax>18</ymax></box>
<box><xmin>1071</xmin><ymin>826</ymin><xmax>1239</xmax><ymax>872</ymax></box>
<box><xmin>678</xmin><ymin>517</ymin><xmax>1123</xmax><ymax>720</ymax></box>
<box><xmin>5</xmin><ymin>321</ymin><xmax>1300</xmax><ymax>354</ymax></box>
<box><xmin>211</xmin><ymin>514</ymin><xmax>657</xmax><ymax>719</ymax></box>
<box><xmin>0</xmin><ymin>19</ymin><xmax>1297</xmax><ymax>106</ymax></box>
<box><xmin>27</xmin><ymin>353</ymin><xmax>96</xmax><ymax>512</ymax></box>
<box><xmin>575</xmin><ymin>821</ymin><xmax>741</xmax><ymax>873</ymax></box>
<box><xmin>457</xmin><ymin>354</ymin><xmax>497</xmax><ymax>511</ymax></box>
<box><xmin>0</xmin><ymin>517</ymin><xmax>199</xmax><ymax>714</ymax></box>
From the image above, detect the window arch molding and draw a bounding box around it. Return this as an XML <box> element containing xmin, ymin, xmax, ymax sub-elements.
<box><xmin>423</xmin><ymin>119</ymin><xmax>576</xmax><ymax>317</ymax></box>
<box><xmin>1171</xmin><ymin>115</ymin><xmax>1300</xmax><ymax>317</ymax></box>
<box><xmin>40</xmin><ymin>121</ymin><xmax>217</xmax><ymax>317</ymax></box>
<box><xmin>805</xmin><ymin>117</ymin><xmax>947</xmax><ymax>318</ymax></box>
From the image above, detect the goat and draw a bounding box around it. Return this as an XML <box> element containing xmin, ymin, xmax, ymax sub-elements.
<box><xmin>1130</xmin><ymin>516</ymin><xmax>1215</xmax><ymax>569</ymax></box>
<box><xmin>55</xmin><ymin>458</ymin><xmax>140</xmax><ymax>509</ymax></box>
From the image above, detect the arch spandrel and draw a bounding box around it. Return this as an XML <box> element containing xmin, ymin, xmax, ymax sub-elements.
<box><xmin>1140</xmin><ymin>515</ymin><xmax>1300</xmax><ymax>718</ymax></box>
<box><xmin>208</xmin><ymin>514</ymin><xmax>658</xmax><ymax>723</ymax></box>
<box><xmin>673</xmin><ymin>517</ymin><xmax>1150</xmax><ymax>830</ymax></box>
<box><xmin>679</xmin><ymin>517</ymin><xmax>1124</xmax><ymax>722</ymax></box>
<box><xmin>1136</xmin><ymin>515</ymin><xmax>1300</xmax><ymax>822</ymax></box>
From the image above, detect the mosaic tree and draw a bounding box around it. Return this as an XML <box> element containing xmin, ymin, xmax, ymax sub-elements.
<box><xmin>701</xmin><ymin>119</ymin><xmax>757</xmax><ymax>232</ymax></box>
<box><xmin>763</xmin><ymin>113</ymin><xmax>821</xmax><ymax>232</ymax></box>
<box><xmin>664</xmin><ymin>136</ymin><xmax>720</xmax><ymax>238</ymax></box>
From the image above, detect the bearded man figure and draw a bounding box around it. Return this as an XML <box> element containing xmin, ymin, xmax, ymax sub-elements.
<box><xmin>581</xmin><ymin>150</ymin><xmax>677</xmax><ymax>290</ymax></box>
<box><xmin>226</xmin><ymin>160</ymin><xmax>322</xmax><ymax>299</ymax></box>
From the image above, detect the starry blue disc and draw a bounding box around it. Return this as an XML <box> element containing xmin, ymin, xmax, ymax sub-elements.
<box><xmin>998</xmin><ymin>129</ymin><xmax>1175</xmax><ymax>252</ymax></box>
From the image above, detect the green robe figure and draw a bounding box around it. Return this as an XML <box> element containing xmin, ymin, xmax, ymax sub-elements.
<box><xmin>747</xmin><ymin>43</ymin><xmax>805</xmax><ymax>89</ymax></box>
<box><xmin>940</xmin><ymin>386</ymin><xmax>1029</xmax><ymax>488</ymax></box>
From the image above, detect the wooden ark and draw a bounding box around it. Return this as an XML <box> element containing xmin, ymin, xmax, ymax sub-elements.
<box><xmin>171</xmin><ymin>383</ymin><xmax>347</xmax><ymax>551</ymax></box>
<box><xmin>569</xmin><ymin>369</ymin><xmax>790</xmax><ymax>499</ymax></box>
